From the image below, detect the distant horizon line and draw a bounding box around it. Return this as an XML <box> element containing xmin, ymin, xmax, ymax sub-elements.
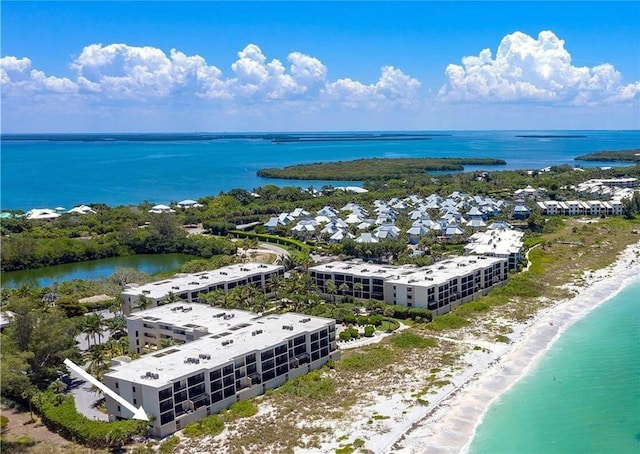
<box><xmin>2</xmin><ymin>129</ymin><xmax>639</xmax><ymax>136</ymax></box>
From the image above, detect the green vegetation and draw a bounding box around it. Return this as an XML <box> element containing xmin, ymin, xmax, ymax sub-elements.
<box><xmin>229</xmin><ymin>230</ymin><xmax>310</xmax><ymax>252</ymax></box>
<box><xmin>35</xmin><ymin>391</ymin><xmax>146</xmax><ymax>448</ymax></box>
<box><xmin>574</xmin><ymin>149</ymin><xmax>640</xmax><ymax>162</ymax></box>
<box><xmin>389</xmin><ymin>331</ymin><xmax>437</xmax><ymax>349</ymax></box>
<box><xmin>158</xmin><ymin>435</ymin><xmax>181</xmax><ymax>453</ymax></box>
<box><xmin>426</xmin><ymin>313</ymin><xmax>471</xmax><ymax>331</ymax></box>
<box><xmin>279</xmin><ymin>368</ymin><xmax>336</xmax><ymax>399</ymax></box>
<box><xmin>0</xmin><ymin>434</ymin><xmax>38</xmax><ymax>452</ymax></box>
<box><xmin>337</xmin><ymin>346</ymin><xmax>394</xmax><ymax>372</ymax></box>
<box><xmin>225</xmin><ymin>400</ymin><xmax>258</xmax><ymax>419</ymax></box>
<box><xmin>1</xmin><ymin>212</ymin><xmax>235</xmax><ymax>272</ymax></box>
<box><xmin>258</xmin><ymin>157</ymin><xmax>506</xmax><ymax>180</ymax></box>
<box><xmin>182</xmin><ymin>414</ymin><xmax>224</xmax><ymax>438</ymax></box>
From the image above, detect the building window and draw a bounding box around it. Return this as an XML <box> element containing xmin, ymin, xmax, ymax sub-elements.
<box><xmin>158</xmin><ymin>388</ymin><xmax>172</xmax><ymax>401</ymax></box>
<box><xmin>210</xmin><ymin>369</ymin><xmax>222</xmax><ymax>381</ymax></box>
<box><xmin>160</xmin><ymin>411</ymin><xmax>174</xmax><ymax>425</ymax></box>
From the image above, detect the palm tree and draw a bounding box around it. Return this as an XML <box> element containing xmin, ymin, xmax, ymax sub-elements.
<box><xmin>276</xmin><ymin>254</ymin><xmax>297</xmax><ymax>271</ymax></box>
<box><xmin>325</xmin><ymin>280</ymin><xmax>338</xmax><ymax>303</ymax></box>
<box><xmin>84</xmin><ymin>313</ymin><xmax>105</xmax><ymax>348</ymax></box>
<box><xmin>251</xmin><ymin>293</ymin><xmax>268</xmax><ymax>314</ymax></box>
<box><xmin>297</xmin><ymin>252</ymin><xmax>314</xmax><ymax>272</ymax></box>
<box><xmin>134</xmin><ymin>294</ymin><xmax>152</xmax><ymax>312</ymax></box>
<box><xmin>106</xmin><ymin>315</ymin><xmax>127</xmax><ymax>339</ymax></box>
<box><xmin>203</xmin><ymin>289</ymin><xmax>226</xmax><ymax>308</ymax></box>
<box><xmin>159</xmin><ymin>337</ymin><xmax>175</xmax><ymax>349</ymax></box>
<box><xmin>87</xmin><ymin>344</ymin><xmax>109</xmax><ymax>379</ymax></box>
<box><xmin>162</xmin><ymin>291</ymin><xmax>179</xmax><ymax>305</ymax></box>
<box><xmin>338</xmin><ymin>283</ymin><xmax>350</xmax><ymax>298</ymax></box>
<box><xmin>267</xmin><ymin>274</ymin><xmax>285</xmax><ymax>300</ymax></box>
<box><xmin>353</xmin><ymin>282</ymin><xmax>363</xmax><ymax>299</ymax></box>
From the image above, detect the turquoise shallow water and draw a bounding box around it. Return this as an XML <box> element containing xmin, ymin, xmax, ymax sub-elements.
<box><xmin>468</xmin><ymin>280</ymin><xmax>640</xmax><ymax>454</ymax></box>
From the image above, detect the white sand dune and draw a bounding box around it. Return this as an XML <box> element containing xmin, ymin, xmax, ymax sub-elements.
<box><xmin>388</xmin><ymin>241</ymin><xmax>640</xmax><ymax>454</ymax></box>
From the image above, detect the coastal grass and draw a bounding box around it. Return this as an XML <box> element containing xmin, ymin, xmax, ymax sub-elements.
<box><xmin>388</xmin><ymin>331</ymin><xmax>437</xmax><ymax>349</ymax></box>
<box><xmin>337</xmin><ymin>346</ymin><xmax>395</xmax><ymax>372</ymax></box>
<box><xmin>278</xmin><ymin>369</ymin><xmax>336</xmax><ymax>399</ymax></box>
<box><xmin>224</xmin><ymin>400</ymin><xmax>258</xmax><ymax>420</ymax></box>
<box><xmin>158</xmin><ymin>435</ymin><xmax>181</xmax><ymax>453</ymax></box>
<box><xmin>182</xmin><ymin>414</ymin><xmax>224</xmax><ymax>438</ymax></box>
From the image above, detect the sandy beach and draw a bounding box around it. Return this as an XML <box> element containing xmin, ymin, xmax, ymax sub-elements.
<box><xmin>386</xmin><ymin>241</ymin><xmax>640</xmax><ymax>454</ymax></box>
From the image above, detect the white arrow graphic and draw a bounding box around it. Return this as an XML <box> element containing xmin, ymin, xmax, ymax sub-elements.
<box><xmin>64</xmin><ymin>358</ymin><xmax>148</xmax><ymax>421</ymax></box>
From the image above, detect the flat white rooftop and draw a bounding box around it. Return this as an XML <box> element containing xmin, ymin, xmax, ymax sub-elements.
<box><xmin>466</xmin><ymin>229</ymin><xmax>524</xmax><ymax>256</ymax></box>
<box><xmin>122</xmin><ymin>263</ymin><xmax>283</xmax><ymax>300</ymax></box>
<box><xmin>309</xmin><ymin>261</ymin><xmax>418</xmax><ymax>279</ymax></box>
<box><xmin>107</xmin><ymin>304</ymin><xmax>332</xmax><ymax>386</ymax></box>
<box><xmin>385</xmin><ymin>255</ymin><xmax>506</xmax><ymax>286</ymax></box>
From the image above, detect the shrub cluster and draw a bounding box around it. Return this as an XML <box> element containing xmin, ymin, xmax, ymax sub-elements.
<box><xmin>35</xmin><ymin>391</ymin><xmax>146</xmax><ymax>448</ymax></box>
<box><xmin>387</xmin><ymin>306</ymin><xmax>433</xmax><ymax>322</ymax></box>
<box><xmin>229</xmin><ymin>230</ymin><xmax>310</xmax><ymax>251</ymax></box>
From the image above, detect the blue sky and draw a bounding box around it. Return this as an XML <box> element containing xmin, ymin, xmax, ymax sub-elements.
<box><xmin>2</xmin><ymin>1</ymin><xmax>639</xmax><ymax>132</ymax></box>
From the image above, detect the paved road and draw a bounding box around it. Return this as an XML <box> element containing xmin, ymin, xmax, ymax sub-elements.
<box><xmin>64</xmin><ymin>368</ymin><xmax>109</xmax><ymax>421</ymax></box>
<box><xmin>256</xmin><ymin>242</ymin><xmax>289</xmax><ymax>262</ymax></box>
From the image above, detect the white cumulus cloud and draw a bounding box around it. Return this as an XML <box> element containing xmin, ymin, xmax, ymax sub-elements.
<box><xmin>1</xmin><ymin>56</ymin><xmax>77</xmax><ymax>95</ymax></box>
<box><xmin>71</xmin><ymin>43</ymin><xmax>228</xmax><ymax>99</ymax></box>
<box><xmin>2</xmin><ymin>43</ymin><xmax>420</xmax><ymax>109</ymax></box>
<box><xmin>439</xmin><ymin>30</ymin><xmax>640</xmax><ymax>105</ymax></box>
<box><xmin>325</xmin><ymin>66</ymin><xmax>420</xmax><ymax>108</ymax></box>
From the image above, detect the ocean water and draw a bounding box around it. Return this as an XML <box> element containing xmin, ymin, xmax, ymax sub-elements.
<box><xmin>1</xmin><ymin>130</ymin><xmax>639</xmax><ymax>210</ymax></box>
<box><xmin>468</xmin><ymin>280</ymin><xmax>640</xmax><ymax>454</ymax></box>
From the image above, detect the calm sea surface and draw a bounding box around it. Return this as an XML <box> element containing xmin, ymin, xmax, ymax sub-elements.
<box><xmin>0</xmin><ymin>253</ymin><xmax>197</xmax><ymax>289</ymax></box>
<box><xmin>468</xmin><ymin>280</ymin><xmax>640</xmax><ymax>454</ymax></box>
<box><xmin>1</xmin><ymin>130</ymin><xmax>639</xmax><ymax>210</ymax></box>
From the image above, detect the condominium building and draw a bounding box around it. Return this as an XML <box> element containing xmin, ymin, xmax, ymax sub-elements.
<box><xmin>121</xmin><ymin>263</ymin><xmax>284</xmax><ymax>314</ymax></box>
<box><xmin>308</xmin><ymin>261</ymin><xmax>401</xmax><ymax>300</ymax></box>
<box><xmin>580</xmin><ymin>178</ymin><xmax>638</xmax><ymax>189</ymax></box>
<box><xmin>536</xmin><ymin>200</ymin><xmax>624</xmax><ymax>217</ymax></box>
<box><xmin>104</xmin><ymin>303</ymin><xmax>339</xmax><ymax>437</ymax></box>
<box><xmin>464</xmin><ymin>229</ymin><xmax>525</xmax><ymax>271</ymax></box>
<box><xmin>308</xmin><ymin>255</ymin><xmax>509</xmax><ymax>315</ymax></box>
<box><xmin>384</xmin><ymin>255</ymin><xmax>508</xmax><ymax>315</ymax></box>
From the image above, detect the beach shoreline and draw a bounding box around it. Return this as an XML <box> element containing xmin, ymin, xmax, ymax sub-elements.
<box><xmin>386</xmin><ymin>240</ymin><xmax>640</xmax><ymax>454</ymax></box>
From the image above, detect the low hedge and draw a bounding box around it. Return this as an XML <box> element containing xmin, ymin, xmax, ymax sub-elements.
<box><xmin>228</xmin><ymin>230</ymin><xmax>310</xmax><ymax>252</ymax></box>
<box><xmin>34</xmin><ymin>391</ymin><xmax>147</xmax><ymax>448</ymax></box>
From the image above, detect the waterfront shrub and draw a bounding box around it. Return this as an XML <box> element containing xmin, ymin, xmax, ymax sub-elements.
<box><xmin>363</xmin><ymin>325</ymin><xmax>375</xmax><ymax>337</ymax></box>
<box><xmin>346</xmin><ymin>327</ymin><xmax>360</xmax><ymax>339</ymax></box>
<box><xmin>182</xmin><ymin>414</ymin><xmax>224</xmax><ymax>438</ymax></box>
<box><xmin>343</xmin><ymin>314</ymin><xmax>357</xmax><ymax>325</ymax></box>
<box><xmin>408</xmin><ymin>308</ymin><xmax>433</xmax><ymax>322</ymax></box>
<box><xmin>339</xmin><ymin>331</ymin><xmax>352</xmax><ymax>341</ymax></box>
<box><xmin>390</xmin><ymin>306</ymin><xmax>409</xmax><ymax>319</ymax></box>
<box><xmin>226</xmin><ymin>400</ymin><xmax>257</xmax><ymax>419</ymax></box>
<box><xmin>34</xmin><ymin>391</ymin><xmax>146</xmax><ymax>448</ymax></box>
<box><xmin>279</xmin><ymin>369</ymin><xmax>335</xmax><ymax>399</ymax></box>
<box><xmin>228</xmin><ymin>231</ymin><xmax>310</xmax><ymax>252</ymax></box>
